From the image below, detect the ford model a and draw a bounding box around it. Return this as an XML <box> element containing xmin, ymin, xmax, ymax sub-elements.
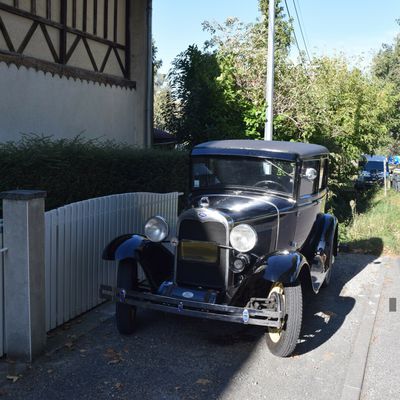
<box><xmin>100</xmin><ymin>140</ymin><xmax>338</xmax><ymax>357</ymax></box>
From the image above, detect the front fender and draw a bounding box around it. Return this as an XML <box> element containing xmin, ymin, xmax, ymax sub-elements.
<box><xmin>229</xmin><ymin>251</ymin><xmax>308</xmax><ymax>307</ymax></box>
<box><xmin>261</xmin><ymin>252</ymin><xmax>309</xmax><ymax>284</ymax></box>
<box><xmin>315</xmin><ymin>213</ymin><xmax>338</xmax><ymax>257</ymax></box>
<box><xmin>302</xmin><ymin>213</ymin><xmax>338</xmax><ymax>262</ymax></box>
<box><xmin>102</xmin><ymin>234</ymin><xmax>147</xmax><ymax>261</ymax></box>
<box><xmin>102</xmin><ymin>234</ymin><xmax>174</xmax><ymax>290</ymax></box>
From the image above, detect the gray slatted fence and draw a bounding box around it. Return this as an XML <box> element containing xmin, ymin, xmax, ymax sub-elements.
<box><xmin>0</xmin><ymin>222</ymin><xmax>4</xmax><ymax>357</ymax></box>
<box><xmin>0</xmin><ymin>191</ymin><xmax>179</xmax><ymax>352</ymax></box>
<box><xmin>45</xmin><ymin>192</ymin><xmax>179</xmax><ymax>331</ymax></box>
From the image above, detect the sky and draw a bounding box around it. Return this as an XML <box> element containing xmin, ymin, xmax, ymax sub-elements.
<box><xmin>153</xmin><ymin>0</ymin><xmax>400</xmax><ymax>74</ymax></box>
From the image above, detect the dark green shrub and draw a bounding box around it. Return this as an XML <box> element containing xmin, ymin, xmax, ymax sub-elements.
<box><xmin>0</xmin><ymin>135</ymin><xmax>190</xmax><ymax>212</ymax></box>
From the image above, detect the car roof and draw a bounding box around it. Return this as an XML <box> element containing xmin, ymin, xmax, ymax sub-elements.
<box><xmin>362</xmin><ymin>154</ymin><xmax>387</xmax><ymax>162</ymax></box>
<box><xmin>192</xmin><ymin>140</ymin><xmax>329</xmax><ymax>161</ymax></box>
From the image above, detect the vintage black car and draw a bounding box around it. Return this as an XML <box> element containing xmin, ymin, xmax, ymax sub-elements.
<box><xmin>100</xmin><ymin>140</ymin><xmax>338</xmax><ymax>357</ymax></box>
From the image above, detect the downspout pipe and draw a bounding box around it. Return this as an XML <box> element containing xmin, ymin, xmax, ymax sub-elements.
<box><xmin>145</xmin><ymin>0</ymin><xmax>153</xmax><ymax>148</ymax></box>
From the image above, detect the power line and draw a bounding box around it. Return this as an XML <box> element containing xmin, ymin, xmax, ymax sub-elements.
<box><xmin>294</xmin><ymin>0</ymin><xmax>310</xmax><ymax>49</ymax></box>
<box><xmin>292</xmin><ymin>0</ymin><xmax>311</xmax><ymax>62</ymax></box>
<box><xmin>283</xmin><ymin>0</ymin><xmax>305</xmax><ymax>64</ymax></box>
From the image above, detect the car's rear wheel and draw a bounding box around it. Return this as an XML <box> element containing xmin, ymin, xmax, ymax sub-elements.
<box><xmin>322</xmin><ymin>258</ymin><xmax>333</xmax><ymax>288</ymax></box>
<box><xmin>116</xmin><ymin>259</ymin><xmax>137</xmax><ymax>335</ymax></box>
<box><xmin>322</xmin><ymin>236</ymin><xmax>335</xmax><ymax>288</ymax></box>
<box><xmin>266</xmin><ymin>282</ymin><xmax>302</xmax><ymax>357</ymax></box>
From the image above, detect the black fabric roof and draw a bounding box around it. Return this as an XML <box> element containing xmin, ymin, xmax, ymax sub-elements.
<box><xmin>192</xmin><ymin>140</ymin><xmax>329</xmax><ymax>160</ymax></box>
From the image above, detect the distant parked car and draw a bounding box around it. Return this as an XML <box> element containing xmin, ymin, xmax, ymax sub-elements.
<box><xmin>100</xmin><ymin>140</ymin><xmax>338</xmax><ymax>357</ymax></box>
<box><xmin>355</xmin><ymin>155</ymin><xmax>389</xmax><ymax>189</ymax></box>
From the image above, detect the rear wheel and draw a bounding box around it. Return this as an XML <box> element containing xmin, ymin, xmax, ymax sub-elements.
<box><xmin>266</xmin><ymin>282</ymin><xmax>303</xmax><ymax>357</ymax></box>
<box><xmin>321</xmin><ymin>237</ymin><xmax>335</xmax><ymax>288</ymax></box>
<box><xmin>116</xmin><ymin>260</ymin><xmax>137</xmax><ymax>335</ymax></box>
<box><xmin>322</xmin><ymin>259</ymin><xmax>333</xmax><ymax>287</ymax></box>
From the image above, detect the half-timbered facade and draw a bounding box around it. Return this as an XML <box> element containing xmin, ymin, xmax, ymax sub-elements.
<box><xmin>0</xmin><ymin>0</ymin><xmax>152</xmax><ymax>146</ymax></box>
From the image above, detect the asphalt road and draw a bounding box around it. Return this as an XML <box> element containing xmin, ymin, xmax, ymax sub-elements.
<box><xmin>0</xmin><ymin>253</ymin><xmax>389</xmax><ymax>400</ymax></box>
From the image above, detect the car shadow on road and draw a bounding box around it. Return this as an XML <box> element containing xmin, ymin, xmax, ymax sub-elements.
<box><xmin>295</xmin><ymin>241</ymin><xmax>383</xmax><ymax>355</ymax></box>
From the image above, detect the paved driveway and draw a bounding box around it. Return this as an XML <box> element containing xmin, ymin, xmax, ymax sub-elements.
<box><xmin>0</xmin><ymin>254</ymin><xmax>387</xmax><ymax>400</ymax></box>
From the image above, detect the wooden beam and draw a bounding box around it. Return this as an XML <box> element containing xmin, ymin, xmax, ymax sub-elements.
<box><xmin>0</xmin><ymin>49</ymin><xmax>136</xmax><ymax>89</ymax></box>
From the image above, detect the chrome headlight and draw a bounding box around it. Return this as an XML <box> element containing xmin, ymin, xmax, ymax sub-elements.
<box><xmin>230</xmin><ymin>224</ymin><xmax>257</xmax><ymax>253</ymax></box>
<box><xmin>144</xmin><ymin>216</ymin><xmax>169</xmax><ymax>242</ymax></box>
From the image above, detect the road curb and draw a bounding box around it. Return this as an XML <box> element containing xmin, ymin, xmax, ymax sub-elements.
<box><xmin>339</xmin><ymin>258</ymin><xmax>387</xmax><ymax>400</ymax></box>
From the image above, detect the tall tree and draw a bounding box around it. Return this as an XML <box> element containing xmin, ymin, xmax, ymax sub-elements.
<box><xmin>372</xmin><ymin>28</ymin><xmax>400</xmax><ymax>145</ymax></box>
<box><xmin>373</xmin><ymin>32</ymin><xmax>400</xmax><ymax>89</ymax></box>
<box><xmin>202</xmin><ymin>0</ymin><xmax>293</xmax><ymax>138</ymax></box>
<box><xmin>168</xmin><ymin>45</ymin><xmax>246</xmax><ymax>145</ymax></box>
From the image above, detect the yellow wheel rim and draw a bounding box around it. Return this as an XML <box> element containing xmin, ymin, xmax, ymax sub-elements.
<box><xmin>268</xmin><ymin>283</ymin><xmax>285</xmax><ymax>343</ymax></box>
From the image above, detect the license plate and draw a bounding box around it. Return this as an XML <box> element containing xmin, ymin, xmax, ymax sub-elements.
<box><xmin>180</xmin><ymin>240</ymin><xmax>219</xmax><ymax>264</ymax></box>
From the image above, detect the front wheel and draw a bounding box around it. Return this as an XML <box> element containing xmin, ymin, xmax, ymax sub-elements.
<box><xmin>116</xmin><ymin>260</ymin><xmax>137</xmax><ymax>335</ymax></box>
<box><xmin>266</xmin><ymin>282</ymin><xmax>303</xmax><ymax>357</ymax></box>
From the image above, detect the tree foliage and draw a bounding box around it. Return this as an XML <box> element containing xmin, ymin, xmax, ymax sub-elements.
<box><xmin>373</xmin><ymin>30</ymin><xmax>400</xmax><ymax>89</ymax></box>
<box><xmin>201</xmin><ymin>0</ymin><xmax>292</xmax><ymax>139</ymax></box>
<box><xmin>159</xmin><ymin>0</ymin><xmax>397</xmax><ymax>187</ymax></box>
<box><xmin>275</xmin><ymin>57</ymin><xmax>395</xmax><ymax>184</ymax></box>
<box><xmin>167</xmin><ymin>45</ymin><xmax>245</xmax><ymax>145</ymax></box>
<box><xmin>154</xmin><ymin>83</ymin><xmax>177</xmax><ymax>132</ymax></box>
<box><xmin>372</xmin><ymin>28</ymin><xmax>400</xmax><ymax>146</ymax></box>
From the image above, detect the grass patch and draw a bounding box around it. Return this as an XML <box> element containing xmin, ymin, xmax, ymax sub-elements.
<box><xmin>341</xmin><ymin>189</ymin><xmax>400</xmax><ymax>255</ymax></box>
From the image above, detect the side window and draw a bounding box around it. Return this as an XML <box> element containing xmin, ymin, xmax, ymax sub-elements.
<box><xmin>300</xmin><ymin>160</ymin><xmax>320</xmax><ymax>197</ymax></box>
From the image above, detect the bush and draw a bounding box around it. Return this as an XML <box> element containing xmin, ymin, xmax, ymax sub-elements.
<box><xmin>0</xmin><ymin>135</ymin><xmax>190</xmax><ymax>212</ymax></box>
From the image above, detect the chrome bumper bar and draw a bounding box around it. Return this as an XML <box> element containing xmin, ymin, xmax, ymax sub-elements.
<box><xmin>100</xmin><ymin>284</ymin><xmax>284</xmax><ymax>328</ymax></box>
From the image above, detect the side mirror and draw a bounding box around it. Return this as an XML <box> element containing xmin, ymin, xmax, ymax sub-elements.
<box><xmin>303</xmin><ymin>168</ymin><xmax>317</xmax><ymax>181</ymax></box>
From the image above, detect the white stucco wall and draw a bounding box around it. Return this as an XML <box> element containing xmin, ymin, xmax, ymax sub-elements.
<box><xmin>0</xmin><ymin>62</ymin><xmax>143</xmax><ymax>146</ymax></box>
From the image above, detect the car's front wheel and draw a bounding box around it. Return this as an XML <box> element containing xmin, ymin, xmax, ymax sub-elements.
<box><xmin>116</xmin><ymin>259</ymin><xmax>137</xmax><ymax>335</ymax></box>
<box><xmin>266</xmin><ymin>282</ymin><xmax>303</xmax><ymax>357</ymax></box>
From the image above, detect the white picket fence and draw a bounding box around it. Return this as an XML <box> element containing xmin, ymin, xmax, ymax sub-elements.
<box><xmin>0</xmin><ymin>191</ymin><xmax>179</xmax><ymax>355</ymax></box>
<box><xmin>44</xmin><ymin>192</ymin><xmax>179</xmax><ymax>331</ymax></box>
<box><xmin>0</xmin><ymin>222</ymin><xmax>4</xmax><ymax>357</ymax></box>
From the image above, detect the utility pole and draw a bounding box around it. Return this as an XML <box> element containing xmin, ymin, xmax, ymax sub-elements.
<box><xmin>264</xmin><ymin>0</ymin><xmax>275</xmax><ymax>141</ymax></box>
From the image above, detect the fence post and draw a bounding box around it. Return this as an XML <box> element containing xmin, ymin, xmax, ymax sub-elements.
<box><xmin>0</xmin><ymin>190</ymin><xmax>47</xmax><ymax>362</ymax></box>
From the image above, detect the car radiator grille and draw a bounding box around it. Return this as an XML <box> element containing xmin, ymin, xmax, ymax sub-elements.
<box><xmin>176</xmin><ymin>219</ymin><xmax>228</xmax><ymax>289</ymax></box>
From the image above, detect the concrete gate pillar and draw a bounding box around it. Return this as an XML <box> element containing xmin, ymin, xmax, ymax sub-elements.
<box><xmin>0</xmin><ymin>190</ymin><xmax>47</xmax><ymax>362</ymax></box>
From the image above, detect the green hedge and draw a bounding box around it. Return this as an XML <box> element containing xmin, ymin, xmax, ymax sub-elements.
<box><xmin>0</xmin><ymin>136</ymin><xmax>190</xmax><ymax>212</ymax></box>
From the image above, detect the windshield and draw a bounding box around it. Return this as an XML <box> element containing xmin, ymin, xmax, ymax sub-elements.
<box><xmin>192</xmin><ymin>156</ymin><xmax>296</xmax><ymax>195</ymax></box>
<box><xmin>363</xmin><ymin>161</ymin><xmax>385</xmax><ymax>172</ymax></box>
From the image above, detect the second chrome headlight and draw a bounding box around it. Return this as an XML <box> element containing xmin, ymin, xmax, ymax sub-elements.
<box><xmin>144</xmin><ymin>216</ymin><xmax>169</xmax><ymax>242</ymax></box>
<box><xmin>230</xmin><ymin>224</ymin><xmax>257</xmax><ymax>253</ymax></box>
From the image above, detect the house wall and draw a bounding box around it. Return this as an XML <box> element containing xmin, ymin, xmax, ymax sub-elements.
<box><xmin>0</xmin><ymin>62</ymin><xmax>143</xmax><ymax>145</ymax></box>
<box><xmin>0</xmin><ymin>0</ymin><xmax>152</xmax><ymax>146</ymax></box>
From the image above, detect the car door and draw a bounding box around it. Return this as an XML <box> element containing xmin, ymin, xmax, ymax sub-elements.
<box><xmin>294</xmin><ymin>158</ymin><xmax>326</xmax><ymax>247</ymax></box>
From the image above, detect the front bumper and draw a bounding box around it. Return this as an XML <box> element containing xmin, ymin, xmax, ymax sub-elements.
<box><xmin>99</xmin><ymin>284</ymin><xmax>284</xmax><ymax>328</ymax></box>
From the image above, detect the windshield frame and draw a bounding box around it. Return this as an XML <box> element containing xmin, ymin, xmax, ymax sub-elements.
<box><xmin>190</xmin><ymin>155</ymin><xmax>297</xmax><ymax>198</ymax></box>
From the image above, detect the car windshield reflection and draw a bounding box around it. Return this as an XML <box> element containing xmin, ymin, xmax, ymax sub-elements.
<box><xmin>192</xmin><ymin>156</ymin><xmax>296</xmax><ymax>196</ymax></box>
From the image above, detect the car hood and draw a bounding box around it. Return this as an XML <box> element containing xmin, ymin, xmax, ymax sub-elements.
<box><xmin>189</xmin><ymin>192</ymin><xmax>295</xmax><ymax>223</ymax></box>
